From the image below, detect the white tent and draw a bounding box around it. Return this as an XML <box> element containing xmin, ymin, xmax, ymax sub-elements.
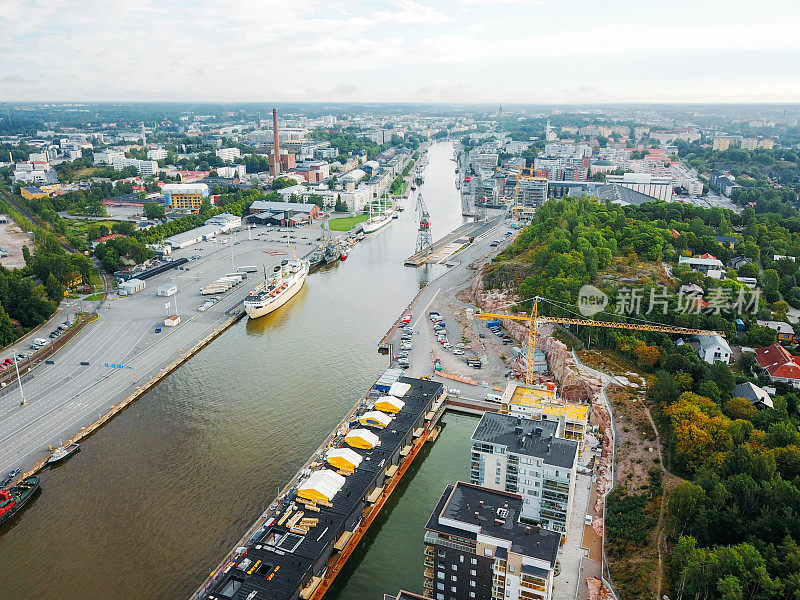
<box><xmin>388</xmin><ymin>382</ymin><xmax>411</xmax><ymax>398</ymax></box>
<box><xmin>375</xmin><ymin>396</ymin><xmax>405</xmax><ymax>414</ymax></box>
<box><xmin>359</xmin><ymin>410</ymin><xmax>393</xmax><ymax>429</ymax></box>
<box><xmin>297</xmin><ymin>469</ymin><xmax>346</xmax><ymax>504</ymax></box>
<box><xmin>345</xmin><ymin>428</ymin><xmax>381</xmax><ymax>449</ymax></box>
<box><xmin>325</xmin><ymin>447</ymin><xmax>363</xmax><ymax>471</ymax></box>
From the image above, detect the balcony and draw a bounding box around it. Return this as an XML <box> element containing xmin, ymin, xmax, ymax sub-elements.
<box><xmin>424</xmin><ymin>567</ymin><xmax>434</xmax><ymax>579</ymax></box>
<box><xmin>424</xmin><ymin>558</ymin><xmax>434</xmax><ymax>568</ymax></box>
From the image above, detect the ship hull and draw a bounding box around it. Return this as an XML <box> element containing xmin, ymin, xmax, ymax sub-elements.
<box><xmin>362</xmin><ymin>215</ymin><xmax>392</xmax><ymax>234</ymax></box>
<box><xmin>245</xmin><ymin>266</ymin><xmax>308</xmax><ymax>319</ymax></box>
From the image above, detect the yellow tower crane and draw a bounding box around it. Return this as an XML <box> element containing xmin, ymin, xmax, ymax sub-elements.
<box><xmin>473</xmin><ymin>296</ymin><xmax>725</xmax><ymax>386</ymax></box>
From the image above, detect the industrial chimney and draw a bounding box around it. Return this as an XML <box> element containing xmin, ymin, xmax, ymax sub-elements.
<box><xmin>272</xmin><ymin>108</ymin><xmax>281</xmax><ymax>177</ymax></box>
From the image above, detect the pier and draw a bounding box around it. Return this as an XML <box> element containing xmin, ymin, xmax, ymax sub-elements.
<box><xmin>403</xmin><ymin>217</ymin><xmax>500</xmax><ymax>266</ymax></box>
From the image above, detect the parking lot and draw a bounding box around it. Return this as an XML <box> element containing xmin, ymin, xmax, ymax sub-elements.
<box><xmin>0</xmin><ymin>220</ymin><xmax>322</xmax><ymax>477</ymax></box>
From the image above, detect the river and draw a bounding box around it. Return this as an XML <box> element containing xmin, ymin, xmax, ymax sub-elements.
<box><xmin>0</xmin><ymin>142</ymin><xmax>469</xmax><ymax>600</ymax></box>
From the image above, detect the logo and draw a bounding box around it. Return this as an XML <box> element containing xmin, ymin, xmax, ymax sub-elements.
<box><xmin>578</xmin><ymin>285</ymin><xmax>608</xmax><ymax>317</ymax></box>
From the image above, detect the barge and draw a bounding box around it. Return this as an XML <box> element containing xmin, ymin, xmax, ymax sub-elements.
<box><xmin>192</xmin><ymin>376</ymin><xmax>446</xmax><ymax>600</ymax></box>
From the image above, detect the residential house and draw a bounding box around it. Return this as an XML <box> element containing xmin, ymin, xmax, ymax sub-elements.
<box><xmin>696</xmin><ymin>334</ymin><xmax>731</xmax><ymax>364</ymax></box>
<box><xmin>732</xmin><ymin>382</ymin><xmax>774</xmax><ymax>410</ymax></box>
<box><xmin>755</xmin><ymin>343</ymin><xmax>800</xmax><ymax>388</ymax></box>
<box><xmin>757</xmin><ymin>320</ymin><xmax>796</xmax><ymax>343</ymax></box>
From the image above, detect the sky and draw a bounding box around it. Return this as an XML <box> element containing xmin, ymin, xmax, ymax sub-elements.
<box><xmin>1</xmin><ymin>0</ymin><xmax>799</xmax><ymax>104</ymax></box>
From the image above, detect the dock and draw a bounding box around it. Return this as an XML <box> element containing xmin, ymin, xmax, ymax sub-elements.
<box><xmin>403</xmin><ymin>217</ymin><xmax>500</xmax><ymax>266</ymax></box>
<box><xmin>189</xmin><ymin>376</ymin><xmax>447</xmax><ymax>600</ymax></box>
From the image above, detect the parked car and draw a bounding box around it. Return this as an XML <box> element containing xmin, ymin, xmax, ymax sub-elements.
<box><xmin>454</xmin><ymin>349</ymin><xmax>465</xmax><ymax>355</ymax></box>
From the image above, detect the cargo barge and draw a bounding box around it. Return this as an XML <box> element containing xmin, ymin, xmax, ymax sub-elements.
<box><xmin>191</xmin><ymin>375</ymin><xmax>447</xmax><ymax>600</ymax></box>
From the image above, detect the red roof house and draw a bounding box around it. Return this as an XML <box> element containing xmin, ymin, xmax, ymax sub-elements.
<box><xmin>755</xmin><ymin>343</ymin><xmax>800</xmax><ymax>386</ymax></box>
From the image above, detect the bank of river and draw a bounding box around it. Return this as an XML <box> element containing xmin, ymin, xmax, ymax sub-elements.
<box><xmin>0</xmin><ymin>142</ymin><xmax>468</xmax><ymax>600</ymax></box>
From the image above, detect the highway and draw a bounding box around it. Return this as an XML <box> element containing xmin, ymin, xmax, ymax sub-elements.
<box><xmin>0</xmin><ymin>223</ymin><xmax>320</xmax><ymax>476</ymax></box>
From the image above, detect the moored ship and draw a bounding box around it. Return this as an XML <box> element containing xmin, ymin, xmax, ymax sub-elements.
<box><xmin>0</xmin><ymin>476</ymin><xmax>39</xmax><ymax>526</ymax></box>
<box><xmin>244</xmin><ymin>259</ymin><xmax>309</xmax><ymax>319</ymax></box>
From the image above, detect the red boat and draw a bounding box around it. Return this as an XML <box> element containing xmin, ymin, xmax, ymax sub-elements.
<box><xmin>0</xmin><ymin>476</ymin><xmax>39</xmax><ymax>525</ymax></box>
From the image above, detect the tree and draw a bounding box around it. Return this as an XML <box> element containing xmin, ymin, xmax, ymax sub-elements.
<box><xmin>334</xmin><ymin>197</ymin><xmax>348</xmax><ymax>213</ymax></box>
<box><xmin>144</xmin><ymin>202</ymin><xmax>165</xmax><ymax>220</ymax></box>
<box><xmin>724</xmin><ymin>397</ymin><xmax>758</xmax><ymax>421</ymax></box>
<box><xmin>44</xmin><ymin>273</ymin><xmax>64</xmax><ymax>302</ymax></box>
<box><xmin>743</xmin><ymin>324</ymin><xmax>777</xmax><ymax>347</ymax></box>
<box><xmin>112</xmin><ymin>221</ymin><xmax>136</xmax><ymax>236</ymax></box>
<box><xmin>21</xmin><ymin>244</ymin><xmax>31</xmax><ymax>265</ymax></box>
<box><xmin>0</xmin><ymin>303</ymin><xmax>16</xmax><ymax>346</ymax></box>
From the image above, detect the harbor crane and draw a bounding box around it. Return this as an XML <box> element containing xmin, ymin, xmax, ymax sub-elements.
<box><xmin>472</xmin><ymin>296</ymin><xmax>725</xmax><ymax>386</ymax></box>
<box><xmin>416</xmin><ymin>193</ymin><xmax>432</xmax><ymax>253</ymax></box>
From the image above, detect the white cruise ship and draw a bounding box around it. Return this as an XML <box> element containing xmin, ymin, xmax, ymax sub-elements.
<box><xmin>244</xmin><ymin>259</ymin><xmax>309</xmax><ymax>319</ymax></box>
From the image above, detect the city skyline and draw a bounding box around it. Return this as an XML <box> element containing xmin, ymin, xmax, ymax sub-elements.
<box><xmin>2</xmin><ymin>0</ymin><xmax>799</xmax><ymax>104</ymax></box>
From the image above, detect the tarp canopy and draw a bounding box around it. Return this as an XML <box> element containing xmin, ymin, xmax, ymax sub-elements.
<box><xmin>388</xmin><ymin>382</ymin><xmax>411</xmax><ymax>398</ymax></box>
<box><xmin>375</xmin><ymin>396</ymin><xmax>405</xmax><ymax>414</ymax></box>
<box><xmin>345</xmin><ymin>428</ymin><xmax>380</xmax><ymax>449</ymax></box>
<box><xmin>325</xmin><ymin>447</ymin><xmax>363</xmax><ymax>471</ymax></box>
<box><xmin>297</xmin><ymin>469</ymin><xmax>346</xmax><ymax>504</ymax></box>
<box><xmin>359</xmin><ymin>410</ymin><xmax>393</xmax><ymax>429</ymax></box>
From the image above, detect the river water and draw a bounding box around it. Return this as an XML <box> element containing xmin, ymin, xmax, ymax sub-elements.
<box><xmin>0</xmin><ymin>142</ymin><xmax>470</xmax><ymax>600</ymax></box>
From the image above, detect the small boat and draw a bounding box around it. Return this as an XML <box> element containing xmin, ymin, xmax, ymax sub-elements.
<box><xmin>0</xmin><ymin>476</ymin><xmax>39</xmax><ymax>526</ymax></box>
<box><xmin>392</xmin><ymin>213</ymin><xmax>399</xmax><ymax>219</ymax></box>
<box><xmin>47</xmin><ymin>442</ymin><xmax>80</xmax><ymax>464</ymax></box>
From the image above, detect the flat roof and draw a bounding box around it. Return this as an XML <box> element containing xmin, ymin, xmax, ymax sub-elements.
<box><xmin>203</xmin><ymin>377</ymin><xmax>443</xmax><ymax>600</ymax></box>
<box><xmin>472</xmin><ymin>413</ymin><xmax>578</xmax><ymax>469</ymax></box>
<box><xmin>425</xmin><ymin>482</ymin><xmax>560</xmax><ymax>566</ymax></box>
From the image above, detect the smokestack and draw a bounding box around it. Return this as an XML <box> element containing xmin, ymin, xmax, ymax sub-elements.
<box><xmin>272</xmin><ymin>108</ymin><xmax>281</xmax><ymax>177</ymax></box>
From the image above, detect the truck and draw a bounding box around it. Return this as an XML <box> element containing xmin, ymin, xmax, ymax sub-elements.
<box><xmin>466</xmin><ymin>358</ymin><xmax>482</xmax><ymax>369</ymax></box>
<box><xmin>434</xmin><ymin>359</ymin><xmax>442</xmax><ymax>372</ymax></box>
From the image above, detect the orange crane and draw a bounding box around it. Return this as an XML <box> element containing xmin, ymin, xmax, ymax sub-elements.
<box><xmin>472</xmin><ymin>296</ymin><xmax>725</xmax><ymax>386</ymax></box>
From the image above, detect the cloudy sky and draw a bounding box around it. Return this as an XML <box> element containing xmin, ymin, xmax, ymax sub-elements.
<box><xmin>1</xmin><ymin>0</ymin><xmax>799</xmax><ymax>104</ymax></box>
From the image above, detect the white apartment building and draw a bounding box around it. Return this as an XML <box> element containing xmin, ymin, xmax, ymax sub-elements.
<box><xmin>112</xmin><ymin>156</ymin><xmax>158</xmax><ymax>177</ymax></box>
<box><xmin>470</xmin><ymin>413</ymin><xmax>578</xmax><ymax>533</ymax></box>
<box><xmin>94</xmin><ymin>149</ymin><xmax>125</xmax><ymax>165</ymax></box>
<box><xmin>147</xmin><ymin>148</ymin><xmax>168</xmax><ymax>161</ymax></box>
<box><xmin>216</xmin><ymin>147</ymin><xmax>241</xmax><ymax>162</ymax></box>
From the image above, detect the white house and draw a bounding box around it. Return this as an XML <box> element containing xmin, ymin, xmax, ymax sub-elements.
<box><xmin>696</xmin><ymin>334</ymin><xmax>731</xmax><ymax>364</ymax></box>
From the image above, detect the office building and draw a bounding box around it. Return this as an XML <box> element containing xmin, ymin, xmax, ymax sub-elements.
<box><xmin>470</xmin><ymin>412</ymin><xmax>578</xmax><ymax>533</ymax></box>
<box><xmin>424</xmin><ymin>482</ymin><xmax>560</xmax><ymax>600</ymax></box>
<box><xmin>604</xmin><ymin>172</ymin><xmax>673</xmax><ymax>202</ymax></box>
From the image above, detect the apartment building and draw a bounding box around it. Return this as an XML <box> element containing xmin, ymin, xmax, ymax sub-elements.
<box><xmin>112</xmin><ymin>156</ymin><xmax>158</xmax><ymax>177</ymax></box>
<box><xmin>470</xmin><ymin>413</ymin><xmax>578</xmax><ymax>533</ymax></box>
<box><xmin>147</xmin><ymin>148</ymin><xmax>168</xmax><ymax>160</ymax></box>
<box><xmin>216</xmin><ymin>147</ymin><xmax>241</xmax><ymax>162</ymax></box>
<box><xmin>424</xmin><ymin>482</ymin><xmax>561</xmax><ymax>600</ymax></box>
<box><xmin>162</xmin><ymin>183</ymin><xmax>209</xmax><ymax>211</ymax></box>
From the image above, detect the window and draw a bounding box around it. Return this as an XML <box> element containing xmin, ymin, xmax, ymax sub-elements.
<box><xmin>436</xmin><ymin>594</ymin><xmax>444</xmax><ymax>600</ymax></box>
<box><xmin>451</xmin><ymin>587</ymin><xmax>457</xmax><ymax>593</ymax></box>
<box><xmin>452</xmin><ymin>564</ymin><xmax>458</xmax><ymax>570</ymax></box>
<box><xmin>439</xmin><ymin>550</ymin><xmax>446</xmax><ymax>558</ymax></box>
<box><xmin>470</xmin><ymin>581</ymin><xmax>476</xmax><ymax>588</ymax></box>
<box><xmin>438</xmin><ymin>562</ymin><xmax>445</xmax><ymax>569</ymax></box>
<box><xmin>495</xmin><ymin>477</ymin><xmax>501</xmax><ymax>484</ymax></box>
<box><xmin>470</xmin><ymin>593</ymin><xmax>476</xmax><ymax>598</ymax></box>
<box><xmin>471</xmin><ymin>558</ymin><xmax>477</xmax><ymax>565</ymax></box>
<box><xmin>438</xmin><ymin>571</ymin><xmax>445</xmax><ymax>580</ymax></box>
<box><xmin>460</xmin><ymin>555</ymin><xmax>465</xmax><ymax>563</ymax></box>
<box><xmin>509</xmin><ymin>565</ymin><xmax>515</xmax><ymax>573</ymax></box>
<box><xmin>484</xmin><ymin>548</ymin><xmax>493</xmax><ymax>557</ymax></box>
<box><xmin>451</xmin><ymin>575</ymin><xmax>458</xmax><ymax>582</ymax></box>
<box><xmin>496</xmin><ymin>467</ymin><xmax>501</xmax><ymax>475</ymax></box>
<box><xmin>437</xmin><ymin>583</ymin><xmax>445</xmax><ymax>591</ymax></box>
<box><xmin>470</xmin><ymin>569</ymin><xmax>477</xmax><ymax>576</ymax></box>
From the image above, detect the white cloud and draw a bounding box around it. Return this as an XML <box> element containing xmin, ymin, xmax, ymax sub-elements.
<box><xmin>0</xmin><ymin>0</ymin><xmax>798</xmax><ymax>102</ymax></box>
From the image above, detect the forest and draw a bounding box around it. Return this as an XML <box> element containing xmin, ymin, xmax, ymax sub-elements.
<box><xmin>485</xmin><ymin>196</ymin><xmax>800</xmax><ymax>600</ymax></box>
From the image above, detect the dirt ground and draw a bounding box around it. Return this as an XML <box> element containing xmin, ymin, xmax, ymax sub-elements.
<box><xmin>577</xmin><ymin>348</ymin><xmax>680</xmax><ymax>600</ymax></box>
<box><xmin>0</xmin><ymin>217</ymin><xmax>33</xmax><ymax>269</ymax></box>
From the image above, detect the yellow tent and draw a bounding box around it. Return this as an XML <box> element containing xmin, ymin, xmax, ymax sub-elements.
<box><xmin>345</xmin><ymin>428</ymin><xmax>380</xmax><ymax>449</ymax></box>
<box><xmin>325</xmin><ymin>447</ymin><xmax>363</xmax><ymax>471</ymax></box>
<box><xmin>375</xmin><ymin>396</ymin><xmax>405</xmax><ymax>414</ymax></box>
<box><xmin>297</xmin><ymin>469</ymin><xmax>346</xmax><ymax>504</ymax></box>
<box><xmin>359</xmin><ymin>410</ymin><xmax>393</xmax><ymax>429</ymax></box>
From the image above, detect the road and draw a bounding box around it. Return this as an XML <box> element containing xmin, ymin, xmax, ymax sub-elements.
<box><xmin>0</xmin><ymin>222</ymin><xmax>322</xmax><ymax>477</ymax></box>
<box><xmin>381</xmin><ymin>208</ymin><xmax>518</xmax><ymax>383</ymax></box>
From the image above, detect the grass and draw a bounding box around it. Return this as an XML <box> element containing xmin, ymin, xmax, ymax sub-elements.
<box><xmin>83</xmin><ymin>293</ymin><xmax>104</xmax><ymax>301</ymax></box>
<box><xmin>328</xmin><ymin>214</ymin><xmax>369</xmax><ymax>231</ymax></box>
